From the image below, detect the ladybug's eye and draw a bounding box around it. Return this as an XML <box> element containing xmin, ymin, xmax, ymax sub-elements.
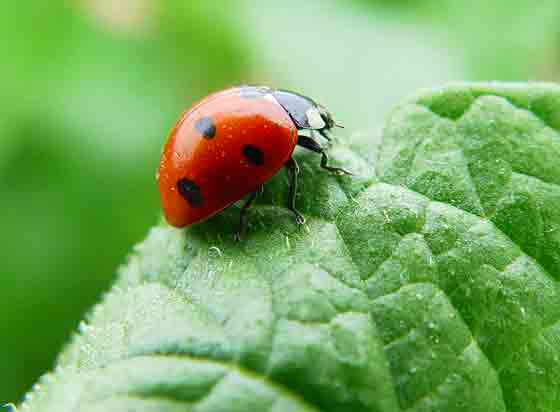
<box><xmin>318</xmin><ymin>108</ymin><xmax>334</xmax><ymax>130</ymax></box>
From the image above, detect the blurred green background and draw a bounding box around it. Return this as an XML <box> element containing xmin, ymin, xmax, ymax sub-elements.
<box><xmin>1</xmin><ymin>0</ymin><xmax>559</xmax><ymax>403</ymax></box>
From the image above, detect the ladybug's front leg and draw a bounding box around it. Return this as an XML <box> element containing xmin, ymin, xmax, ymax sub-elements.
<box><xmin>234</xmin><ymin>186</ymin><xmax>263</xmax><ymax>242</ymax></box>
<box><xmin>285</xmin><ymin>157</ymin><xmax>306</xmax><ymax>226</ymax></box>
<box><xmin>317</xmin><ymin>129</ymin><xmax>331</xmax><ymax>141</ymax></box>
<box><xmin>297</xmin><ymin>135</ymin><xmax>352</xmax><ymax>176</ymax></box>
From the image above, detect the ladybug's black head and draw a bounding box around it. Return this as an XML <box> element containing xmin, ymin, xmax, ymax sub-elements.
<box><xmin>316</xmin><ymin>105</ymin><xmax>335</xmax><ymax>131</ymax></box>
<box><xmin>272</xmin><ymin>90</ymin><xmax>340</xmax><ymax>136</ymax></box>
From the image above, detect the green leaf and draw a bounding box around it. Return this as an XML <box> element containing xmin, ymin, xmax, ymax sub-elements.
<box><xmin>22</xmin><ymin>83</ymin><xmax>560</xmax><ymax>412</ymax></box>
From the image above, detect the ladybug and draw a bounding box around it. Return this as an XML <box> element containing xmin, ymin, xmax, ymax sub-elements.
<box><xmin>157</xmin><ymin>85</ymin><xmax>351</xmax><ymax>240</ymax></box>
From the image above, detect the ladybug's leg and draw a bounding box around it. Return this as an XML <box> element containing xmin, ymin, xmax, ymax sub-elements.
<box><xmin>297</xmin><ymin>135</ymin><xmax>352</xmax><ymax>176</ymax></box>
<box><xmin>234</xmin><ymin>186</ymin><xmax>263</xmax><ymax>242</ymax></box>
<box><xmin>308</xmin><ymin>129</ymin><xmax>331</xmax><ymax>142</ymax></box>
<box><xmin>318</xmin><ymin>129</ymin><xmax>331</xmax><ymax>141</ymax></box>
<box><xmin>285</xmin><ymin>157</ymin><xmax>306</xmax><ymax>226</ymax></box>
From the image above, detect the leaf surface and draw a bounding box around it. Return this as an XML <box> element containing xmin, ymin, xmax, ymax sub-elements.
<box><xmin>22</xmin><ymin>83</ymin><xmax>560</xmax><ymax>412</ymax></box>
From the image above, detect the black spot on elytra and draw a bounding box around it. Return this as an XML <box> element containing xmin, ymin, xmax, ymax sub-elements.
<box><xmin>238</xmin><ymin>86</ymin><xmax>270</xmax><ymax>100</ymax></box>
<box><xmin>194</xmin><ymin>116</ymin><xmax>216</xmax><ymax>139</ymax></box>
<box><xmin>177</xmin><ymin>178</ymin><xmax>203</xmax><ymax>207</ymax></box>
<box><xmin>242</xmin><ymin>144</ymin><xmax>264</xmax><ymax>166</ymax></box>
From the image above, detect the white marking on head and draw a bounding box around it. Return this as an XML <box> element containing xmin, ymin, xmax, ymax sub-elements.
<box><xmin>306</xmin><ymin>108</ymin><xmax>326</xmax><ymax>130</ymax></box>
<box><xmin>264</xmin><ymin>94</ymin><xmax>279</xmax><ymax>105</ymax></box>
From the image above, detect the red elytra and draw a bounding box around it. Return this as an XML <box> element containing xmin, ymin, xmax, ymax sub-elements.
<box><xmin>157</xmin><ymin>85</ymin><xmax>351</xmax><ymax>239</ymax></box>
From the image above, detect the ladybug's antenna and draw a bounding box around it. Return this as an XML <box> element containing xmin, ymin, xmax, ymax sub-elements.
<box><xmin>334</xmin><ymin>121</ymin><xmax>345</xmax><ymax>129</ymax></box>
